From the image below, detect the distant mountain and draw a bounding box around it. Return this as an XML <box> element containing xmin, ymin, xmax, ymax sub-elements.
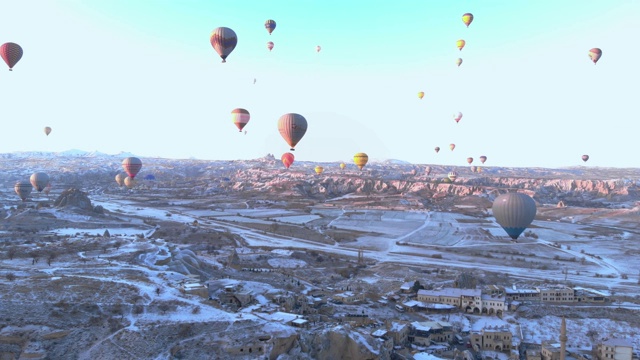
<box><xmin>0</xmin><ymin>149</ymin><xmax>136</xmax><ymax>159</ymax></box>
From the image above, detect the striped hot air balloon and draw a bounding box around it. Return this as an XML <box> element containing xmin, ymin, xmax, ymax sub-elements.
<box><xmin>447</xmin><ymin>171</ymin><xmax>458</xmax><ymax>182</ymax></box>
<box><xmin>210</xmin><ymin>27</ymin><xmax>237</xmax><ymax>63</ymax></box>
<box><xmin>122</xmin><ymin>157</ymin><xmax>142</xmax><ymax>179</ymax></box>
<box><xmin>462</xmin><ymin>13</ymin><xmax>474</xmax><ymax>27</ymax></box>
<box><xmin>1</xmin><ymin>42</ymin><xmax>23</xmax><ymax>71</ymax></box>
<box><xmin>492</xmin><ymin>192</ymin><xmax>537</xmax><ymax>240</ymax></box>
<box><xmin>231</xmin><ymin>108</ymin><xmax>250</xmax><ymax>132</ymax></box>
<box><xmin>265</xmin><ymin>19</ymin><xmax>276</xmax><ymax>35</ymax></box>
<box><xmin>588</xmin><ymin>48</ymin><xmax>602</xmax><ymax>64</ymax></box>
<box><xmin>353</xmin><ymin>152</ymin><xmax>369</xmax><ymax>170</ymax></box>
<box><xmin>456</xmin><ymin>39</ymin><xmax>466</xmax><ymax>51</ymax></box>
<box><xmin>277</xmin><ymin>113</ymin><xmax>308</xmax><ymax>151</ymax></box>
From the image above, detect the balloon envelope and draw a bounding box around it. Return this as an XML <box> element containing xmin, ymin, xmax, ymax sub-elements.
<box><xmin>314</xmin><ymin>166</ymin><xmax>324</xmax><ymax>175</ymax></box>
<box><xmin>479</xmin><ymin>155</ymin><xmax>487</xmax><ymax>164</ymax></box>
<box><xmin>447</xmin><ymin>171</ymin><xmax>458</xmax><ymax>181</ymax></box>
<box><xmin>456</xmin><ymin>39</ymin><xmax>466</xmax><ymax>51</ymax></box>
<box><xmin>418</xmin><ymin>92</ymin><xmax>425</xmax><ymax>99</ymax></box>
<box><xmin>462</xmin><ymin>13</ymin><xmax>474</xmax><ymax>27</ymax></box>
<box><xmin>316</xmin><ymin>45</ymin><xmax>321</xmax><ymax>53</ymax></box>
<box><xmin>231</xmin><ymin>108</ymin><xmax>250</xmax><ymax>132</ymax></box>
<box><xmin>449</xmin><ymin>144</ymin><xmax>455</xmax><ymax>151</ymax></box>
<box><xmin>492</xmin><ymin>192</ymin><xmax>537</xmax><ymax>240</ymax></box>
<box><xmin>30</xmin><ymin>172</ymin><xmax>50</xmax><ymax>192</ymax></box>
<box><xmin>122</xmin><ymin>157</ymin><xmax>142</xmax><ymax>179</ymax></box>
<box><xmin>434</xmin><ymin>147</ymin><xmax>440</xmax><ymax>153</ymax></box>
<box><xmin>14</xmin><ymin>180</ymin><xmax>32</xmax><ymax>201</ymax></box>
<box><xmin>582</xmin><ymin>155</ymin><xmax>589</xmax><ymax>162</ymax></box>
<box><xmin>265</xmin><ymin>19</ymin><xmax>276</xmax><ymax>35</ymax></box>
<box><xmin>210</xmin><ymin>27</ymin><xmax>237</xmax><ymax>63</ymax></box>
<box><xmin>467</xmin><ymin>157</ymin><xmax>473</xmax><ymax>164</ymax></box>
<box><xmin>456</xmin><ymin>58</ymin><xmax>463</xmax><ymax>67</ymax></box>
<box><xmin>340</xmin><ymin>163</ymin><xmax>346</xmax><ymax>170</ymax></box>
<box><xmin>353</xmin><ymin>152</ymin><xmax>369</xmax><ymax>170</ymax></box>
<box><xmin>281</xmin><ymin>152</ymin><xmax>295</xmax><ymax>169</ymax></box>
<box><xmin>44</xmin><ymin>126</ymin><xmax>52</xmax><ymax>136</ymax></box>
<box><xmin>267</xmin><ymin>41</ymin><xmax>274</xmax><ymax>51</ymax></box>
<box><xmin>124</xmin><ymin>176</ymin><xmax>136</xmax><ymax>189</ymax></box>
<box><xmin>277</xmin><ymin>113</ymin><xmax>308</xmax><ymax>151</ymax></box>
<box><xmin>588</xmin><ymin>48</ymin><xmax>602</xmax><ymax>64</ymax></box>
<box><xmin>115</xmin><ymin>173</ymin><xmax>125</xmax><ymax>186</ymax></box>
<box><xmin>454</xmin><ymin>112</ymin><xmax>463</xmax><ymax>123</ymax></box>
<box><xmin>0</xmin><ymin>42</ymin><xmax>23</xmax><ymax>71</ymax></box>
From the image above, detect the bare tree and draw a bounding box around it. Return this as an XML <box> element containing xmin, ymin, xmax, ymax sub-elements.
<box><xmin>6</xmin><ymin>247</ymin><xmax>18</xmax><ymax>260</ymax></box>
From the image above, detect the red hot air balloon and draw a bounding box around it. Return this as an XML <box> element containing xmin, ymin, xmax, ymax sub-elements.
<box><xmin>277</xmin><ymin>113</ymin><xmax>308</xmax><ymax>151</ymax></box>
<box><xmin>281</xmin><ymin>152</ymin><xmax>295</xmax><ymax>169</ymax></box>
<box><xmin>231</xmin><ymin>108</ymin><xmax>250</xmax><ymax>132</ymax></box>
<box><xmin>0</xmin><ymin>42</ymin><xmax>23</xmax><ymax>71</ymax></box>
<box><xmin>467</xmin><ymin>157</ymin><xmax>473</xmax><ymax>165</ymax></box>
<box><xmin>210</xmin><ymin>27</ymin><xmax>237</xmax><ymax>63</ymax></box>
<box><xmin>122</xmin><ymin>157</ymin><xmax>142</xmax><ymax>179</ymax></box>
<box><xmin>267</xmin><ymin>41</ymin><xmax>274</xmax><ymax>52</ymax></box>
<box><xmin>454</xmin><ymin>112</ymin><xmax>463</xmax><ymax>123</ymax></box>
<box><xmin>588</xmin><ymin>48</ymin><xmax>602</xmax><ymax>64</ymax></box>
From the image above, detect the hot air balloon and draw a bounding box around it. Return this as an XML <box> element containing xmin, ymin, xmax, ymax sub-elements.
<box><xmin>316</xmin><ymin>45</ymin><xmax>322</xmax><ymax>53</ymax></box>
<box><xmin>267</xmin><ymin>41</ymin><xmax>274</xmax><ymax>52</ymax></box>
<box><xmin>470</xmin><ymin>165</ymin><xmax>477</xmax><ymax>173</ymax></box>
<box><xmin>44</xmin><ymin>182</ymin><xmax>52</xmax><ymax>196</ymax></box>
<box><xmin>340</xmin><ymin>163</ymin><xmax>346</xmax><ymax>170</ymax></box>
<box><xmin>122</xmin><ymin>157</ymin><xmax>142</xmax><ymax>179</ymax></box>
<box><xmin>454</xmin><ymin>112</ymin><xmax>463</xmax><ymax>123</ymax></box>
<box><xmin>15</xmin><ymin>180</ymin><xmax>32</xmax><ymax>201</ymax></box>
<box><xmin>265</xmin><ymin>19</ymin><xmax>276</xmax><ymax>35</ymax></box>
<box><xmin>492</xmin><ymin>192</ymin><xmax>537</xmax><ymax>240</ymax></box>
<box><xmin>30</xmin><ymin>172</ymin><xmax>50</xmax><ymax>192</ymax></box>
<box><xmin>210</xmin><ymin>27</ymin><xmax>237</xmax><ymax>63</ymax></box>
<box><xmin>1</xmin><ymin>42</ymin><xmax>23</xmax><ymax>71</ymax></box>
<box><xmin>456</xmin><ymin>58</ymin><xmax>463</xmax><ymax>67</ymax></box>
<box><xmin>44</xmin><ymin>127</ymin><xmax>52</xmax><ymax>136</ymax></box>
<box><xmin>467</xmin><ymin>157</ymin><xmax>474</xmax><ymax>165</ymax></box>
<box><xmin>588</xmin><ymin>48</ymin><xmax>602</xmax><ymax>64</ymax></box>
<box><xmin>425</xmin><ymin>166</ymin><xmax>432</xmax><ymax>176</ymax></box>
<box><xmin>456</xmin><ymin>39</ymin><xmax>466</xmax><ymax>51</ymax></box>
<box><xmin>449</xmin><ymin>143</ymin><xmax>456</xmax><ymax>151</ymax></box>
<box><xmin>479</xmin><ymin>155</ymin><xmax>487</xmax><ymax>164</ymax></box>
<box><xmin>278</xmin><ymin>113</ymin><xmax>308</xmax><ymax>151</ymax></box>
<box><xmin>231</xmin><ymin>108</ymin><xmax>250</xmax><ymax>132</ymax></box>
<box><xmin>582</xmin><ymin>155</ymin><xmax>589</xmax><ymax>162</ymax></box>
<box><xmin>281</xmin><ymin>152</ymin><xmax>295</xmax><ymax>169</ymax></box>
<box><xmin>418</xmin><ymin>92</ymin><xmax>425</xmax><ymax>100</ymax></box>
<box><xmin>124</xmin><ymin>176</ymin><xmax>136</xmax><ymax>189</ymax></box>
<box><xmin>462</xmin><ymin>13</ymin><xmax>474</xmax><ymax>27</ymax></box>
<box><xmin>353</xmin><ymin>152</ymin><xmax>369</xmax><ymax>170</ymax></box>
<box><xmin>447</xmin><ymin>171</ymin><xmax>458</xmax><ymax>182</ymax></box>
<box><xmin>115</xmin><ymin>173</ymin><xmax>125</xmax><ymax>186</ymax></box>
<box><xmin>434</xmin><ymin>147</ymin><xmax>440</xmax><ymax>153</ymax></box>
<box><xmin>314</xmin><ymin>166</ymin><xmax>324</xmax><ymax>175</ymax></box>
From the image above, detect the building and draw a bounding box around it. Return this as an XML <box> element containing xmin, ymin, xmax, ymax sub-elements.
<box><xmin>573</xmin><ymin>287</ymin><xmax>609</xmax><ymax>303</ymax></box>
<box><xmin>537</xmin><ymin>286</ymin><xmax>575</xmax><ymax>303</ymax></box>
<box><xmin>593</xmin><ymin>338</ymin><xmax>633</xmax><ymax>360</ymax></box>
<box><xmin>480</xmin><ymin>293</ymin><xmax>507</xmax><ymax>317</ymax></box>
<box><xmin>410</xmin><ymin>321</ymin><xmax>455</xmax><ymax>346</ymax></box>
<box><xmin>541</xmin><ymin>342</ymin><xmax>562</xmax><ymax>360</ymax></box>
<box><xmin>386</xmin><ymin>320</ymin><xmax>411</xmax><ymax>347</ymax></box>
<box><xmin>505</xmin><ymin>288</ymin><xmax>541</xmax><ymax>302</ymax></box>
<box><xmin>470</xmin><ymin>326</ymin><xmax>513</xmax><ymax>352</ymax></box>
<box><xmin>417</xmin><ymin>288</ymin><xmax>482</xmax><ymax>313</ymax></box>
<box><xmin>332</xmin><ymin>291</ymin><xmax>365</xmax><ymax>304</ymax></box>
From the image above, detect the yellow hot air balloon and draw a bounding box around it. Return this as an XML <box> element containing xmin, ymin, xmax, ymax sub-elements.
<box><xmin>418</xmin><ymin>91</ymin><xmax>425</xmax><ymax>100</ymax></box>
<box><xmin>314</xmin><ymin>166</ymin><xmax>324</xmax><ymax>175</ymax></box>
<box><xmin>462</xmin><ymin>13</ymin><xmax>474</xmax><ymax>28</ymax></box>
<box><xmin>353</xmin><ymin>152</ymin><xmax>369</xmax><ymax>170</ymax></box>
<box><xmin>124</xmin><ymin>176</ymin><xmax>136</xmax><ymax>189</ymax></box>
<box><xmin>340</xmin><ymin>163</ymin><xmax>346</xmax><ymax>170</ymax></box>
<box><xmin>456</xmin><ymin>39</ymin><xmax>466</xmax><ymax>51</ymax></box>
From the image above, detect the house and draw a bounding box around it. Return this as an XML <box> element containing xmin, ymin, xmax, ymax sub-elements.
<box><xmin>505</xmin><ymin>287</ymin><xmax>540</xmax><ymax>302</ymax></box>
<box><xmin>417</xmin><ymin>288</ymin><xmax>482</xmax><ymax>313</ymax></box>
<box><xmin>386</xmin><ymin>320</ymin><xmax>411</xmax><ymax>347</ymax></box>
<box><xmin>332</xmin><ymin>291</ymin><xmax>365</xmax><ymax>304</ymax></box>
<box><xmin>480</xmin><ymin>293</ymin><xmax>507</xmax><ymax>317</ymax></box>
<box><xmin>470</xmin><ymin>325</ymin><xmax>513</xmax><ymax>352</ymax></box>
<box><xmin>540</xmin><ymin>341</ymin><xmax>563</xmax><ymax>360</ymax></box>
<box><xmin>573</xmin><ymin>287</ymin><xmax>609</xmax><ymax>303</ymax></box>
<box><xmin>410</xmin><ymin>321</ymin><xmax>454</xmax><ymax>346</ymax></box>
<box><xmin>593</xmin><ymin>338</ymin><xmax>633</xmax><ymax>360</ymax></box>
<box><xmin>536</xmin><ymin>286</ymin><xmax>575</xmax><ymax>303</ymax></box>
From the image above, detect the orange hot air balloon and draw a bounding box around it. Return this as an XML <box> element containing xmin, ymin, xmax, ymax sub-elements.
<box><xmin>231</xmin><ymin>108</ymin><xmax>250</xmax><ymax>132</ymax></box>
<box><xmin>353</xmin><ymin>152</ymin><xmax>369</xmax><ymax>170</ymax></box>
<box><xmin>340</xmin><ymin>163</ymin><xmax>346</xmax><ymax>170</ymax></box>
<box><xmin>277</xmin><ymin>113</ymin><xmax>308</xmax><ymax>151</ymax></box>
<box><xmin>582</xmin><ymin>155</ymin><xmax>589</xmax><ymax>162</ymax></box>
<box><xmin>479</xmin><ymin>155</ymin><xmax>487</xmax><ymax>164</ymax></box>
<box><xmin>122</xmin><ymin>157</ymin><xmax>142</xmax><ymax>179</ymax></box>
<box><xmin>462</xmin><ymin>13</ymin><xmax>474</xmax><ymax>27</ymax></box>
<box><xmin>44</xmin><ymin>126</ymin><xmax>52</xmax><ymax>136</ymax></box>
<box><xmin>449</xmin><ymin>143</ymin><xmax>456</xmax><ymax>151</ymax></box>
<box><xmin>281</xmin><ymin>152</ymin><xmax>295</xmax><ymax>169</ymax></box>
<box><xmin>267</xmin><ymin>41</ymin><xmax>274</xmax><ymax>52</ymax></box>
<box><xmin>454</xmin><ymin>112</ymin><xmax>463</xmax><ymax>123</ymax></box>
<box><xmin>0</xmin><ymin>42</ymin><xmax>23</xmax><ymax>71</ymax></box>
<box><xmin>314</xmin><ymin>166</ymin><xmax>324</xmax><ymax>175</ymax></box>
<box><xmin>418</xmin><ymin>91</ymin><xmax>425</xmax><ymax>99</ymax></box>
<box><xmin>467</xmin><ymin>157</ymin><xmax>473</xmax><ymax>165</ymax></box>
<box><xmin>588</xmin><ymin>48</ymin><xmax>602</xmax><ymax>64</ymax></box>
<box><xmin>434</xmin><ymin>146</ymin><xmax>440</xmax><ymax>153</ymax></box>
<box><xmin>456</xmin><ymin>58</ymin><xmax>463</xmax><ymax>67</ymax></box>
<box><xmin>456</xmin><ymin>39</ymin><xmax>466</xmax><ymax>51</ymax></box>
<box><xmin>210</xmin><ymin>27</ymin><xmax>237</xmax><ymax>63</ymax></box>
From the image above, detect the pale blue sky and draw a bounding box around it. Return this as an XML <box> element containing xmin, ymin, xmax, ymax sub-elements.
<box><xmin>0</xmin><ymin>1</ymin><xmax>637</xmax><ymax>168</ymax></box>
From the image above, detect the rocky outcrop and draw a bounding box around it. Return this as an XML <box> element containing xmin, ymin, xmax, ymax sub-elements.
<box><xmin>53</xmin><ymin>188</ymin><xmax>103</xmax><ymax>213</ymax></box>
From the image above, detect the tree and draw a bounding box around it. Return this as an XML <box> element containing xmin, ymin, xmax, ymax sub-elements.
<box><xmin>5</xmin><ymin>273</ymin><xmax>16</xmax><ymax>281</ymax></box>
<box><xmin>412</xmin><ymin>281</ymin><xmax>424</xmax><ymax>293</ymax></box>
<box><xmin>6</xmin><ymin>247</ymin><xmax>18</xmax><ymax>260</ymax></box>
